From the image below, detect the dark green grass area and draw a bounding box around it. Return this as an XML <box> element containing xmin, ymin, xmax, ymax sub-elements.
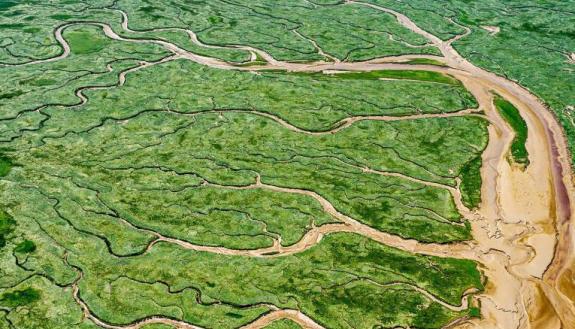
<box><xmin>332</xmin><ymin>70</ymin><xmax>459</xmax><ymax>84</ymax></box>
<box><xmin>494</xmin><ymin>96</ymin><xmax>529</xmax><ymax>166</ymax></box>
<box><xmin>0</xmin><ymin>90</ymin><xmax>25</xmax><ymax>100</ymax></box>
<box><xmin>0</xmin><ymin>210</ymin><xmax>16</xmax><ymax>249</ymax></box>
<box><xmin>468</xmin><ymin>306</ymin><xmax>481</xmax><ymax>318</ymax></box>
<box><xmin>459</xmin><ymin>156</ymin><xmax>483</xmax><ymax>209</ymax></box>
<box><xmin>0</xmin><ymin>288</ymin><xmax>41</xmax><ymax>307</ymax></box>
<box><xmin>0</xmin><ymin>155</ymin><xmax>12</xmax><ymax>177</ymax></box>
<box><xmin>14</xmin><ymin>240</ymin><xmax>36</xmax><ymax>253</ymax></box>
<box><xmin>0</xmin><ymin>1</ymin><xmax>18</xmax><ymax>10</ymax></box>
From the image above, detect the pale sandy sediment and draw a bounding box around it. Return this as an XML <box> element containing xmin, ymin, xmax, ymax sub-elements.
<box><xmin>481</xmin><ymin>26</ymin><xmax>500</xmax><ymax>36</ymax></box>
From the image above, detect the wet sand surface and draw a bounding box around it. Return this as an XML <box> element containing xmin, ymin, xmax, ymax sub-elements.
<box><xmin>9</xmin><ymin>3</ymin><xmax>575</xmax><ymax>328</ymax></box>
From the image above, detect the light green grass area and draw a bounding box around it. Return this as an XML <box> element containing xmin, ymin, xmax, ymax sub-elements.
<box><xmin>0</xmin><ymin>276</ymin><xmax>96</xmax><ymax>329</ymax></box>
<box><xmin>66</xmin><ymin>29</ymin><xmax>111</xmax><ymax>54</ymax></box>
<box><xmin>494</xmin><ymin>96</ymin><xmax>529</xmax><ymax>166</ymax></box>
<box><xmin>32</xmin><ymin>59</ymin><xmax>477</xmax><ymax>134</ymax></box>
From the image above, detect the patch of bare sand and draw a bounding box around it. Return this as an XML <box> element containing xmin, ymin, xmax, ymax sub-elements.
<box><xmin>482</xmin><ymin>26</ymin><xmax>501</xmax><ymax>35</ymax></box>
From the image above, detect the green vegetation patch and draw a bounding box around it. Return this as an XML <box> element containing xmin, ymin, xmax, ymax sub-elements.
<box><xmin>0</xmin><ymin>277</ymin><xmax>89</xmax><ymax>328</ymax></box>
<box><xmin>0</xmin><ymin>90</ymin><xmax>25</xmax><ymax>100</ymax></box>
<box><xmin>494</xmin><ymin>96</ymin><xmax>529</xmax><ymax>166</ymax></box>
<box><xmin>14</xmin><ymin>240</ymin><xmax>36</xmax><ymax>253</ymax></box>
<box><xmin>0</xmin><ymin>1</ymin><xmax>17</xmax><ymax>11</ymax></box>
<box><xmin>29</xmin><ymin>110</ymin><xmax>487</xmax><ymax>243</ymax></box>
<box><xmin>459</xmin><ymin>156</ymin><xmax>483</xmax><ymax>209</ymax></box>
<box><xmin>115</xmin><ymin>0</ymin><xmax>440</xmax><ymax>62</ymax></box>
<box><xmin>468</xmin><ymin>306</ymin><xmax>481</xmax><ymax>318</ymax></box>
<box><xmin>66</xmin><ymin>27</ymin><xmax>111</xmax><ymax>55</ymax></box>
<box><xmin>292</xmin><ymin>69</ymin><xmax>459</xmax><ymax>85</ymax></box>
<box><xmin>404</xmin><ymin>58</ymin><xmax>447</xmax><ymax>66</ymax></box>
<box><xmin>49</xmin><ymin>14</ymin><xmax>73</xmax><ymax>20</ymax></box>
<box><xmin>0</xmin><ymin>210</ymin><xmax>15</xmax><ymax>249</ymax></box>
<box><xmin>0</xmin><ymin>155</ymin><xmax>12</xmax><ymax>177</ymax></box>
<box><xmin>0</xmin><ymin>288</ymin><xmax>41</xmax><ymax>307</ymax></box>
